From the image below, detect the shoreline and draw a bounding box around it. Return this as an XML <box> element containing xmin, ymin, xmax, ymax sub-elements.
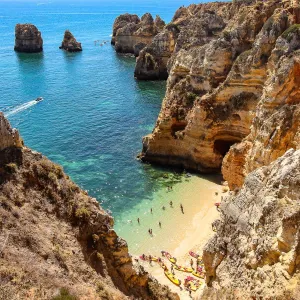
<box><xmin>114</xmin><ymin>173</ymin><xmax>227</xmax><ymax>298</ymax></box>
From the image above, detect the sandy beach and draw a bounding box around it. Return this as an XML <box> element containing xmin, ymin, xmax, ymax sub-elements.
<box><xmin>115</xmin><ymin>173</ymin><xmax>227</xmax><ymax>299</ymax></box>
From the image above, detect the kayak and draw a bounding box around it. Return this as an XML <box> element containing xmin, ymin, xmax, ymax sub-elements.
<box><xmin>189</xmin><ymin>281</ymin><xmax>200</xmax><ymax>292</ymax></box>
<box><xmin>164</xmin><ymin>271</ymin><xmax>181</xmax><ymax>286</ymax></box>
<box><xmin>174</xmin><ymin>265</ymin><xmax>193</xmax><ymax>273</ymax></box>
<box><xmin>139</xmin><ymin>255</ymin><xmax>159</xmax><ymax>262</ymax></box>
<box><xmin>192</xmin><ymin>271</ymin><xmax>205</xmax><ymax>279</ymax></box>
<box><xmin>161</xmin><ymin>251</ymin><xmax>177</xmax><ymax>264</ymax></box>
<box><xmin>189</xmin><ymin>251</ymin><xmax>200</xmax><ymax>258</ymax></box>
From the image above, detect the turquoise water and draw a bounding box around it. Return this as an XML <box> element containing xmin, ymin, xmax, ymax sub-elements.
<box><xmin>0</xmin><ymin>0</ymin><xmax>204</xmax><ymax>238</ymax></box>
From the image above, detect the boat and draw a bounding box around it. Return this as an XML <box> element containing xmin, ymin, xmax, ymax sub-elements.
<box><xmin>35</xmin><ymin>97</ymin><xmax>43</xmax><ymax>102</ymax></box>
<box><xmin>139</xmin><ymin>255</ymin><xmax>159</xmax><ymax>262</ymax></box>
<box><xmin>189</xmin><ymin>251</ymin><xmax>200</xmax><ymax>258</ymax></box>
<box><xmin>164</xmin><ymin>271</ymin><xmax>181</xmax><ymax>286</ymax></box>
<box><xmin>192</xmin><ymin>271</ymin><xmax>205</xmax><ymax>279</ymax></box>
<box><xmin>174</xmin><ymin>265</ymin><xmax>193</xmax><ymax>273</ymax></box>
<box><xmin>161</xmin><ymin>251</ymin><xmax>177</xmax><ymax>264</ymax></box>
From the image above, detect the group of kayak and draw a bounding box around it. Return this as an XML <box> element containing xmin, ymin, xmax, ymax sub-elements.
<box><xmin>139</xmin><ymin>250</ymin><xmax>205</xmax><ymax>292</ymax></box>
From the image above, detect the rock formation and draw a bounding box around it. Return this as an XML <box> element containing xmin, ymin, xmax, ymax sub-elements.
<box><xmin>59</xmin><ymin>30</ymin><xmax>82</xmax><ymax>52</ymax></box>
<box><xmin>201</xmin><ymin>149</ymin><xmax>300</xmax><ymax>299</ymax></box>
<box><xmin>0</xmin><ymin>113</ymin><xmax>178</xmax><ymax>300</ymax></box>
<box><xmin>112</xmin><ymin>13</ymin><xmax>165</xmax><ymax>56</ymax></box>
<box><xmin>14</xmin><ymin>24</ymin><xmax>43</xmax><ymax>53</ymax></box>
<box><xmin>139</xmin><ymin>0</ymin><xmax>300</xmax><ymax>184</ymax></box>
<box><xmin>134</xmin><ymin>3</ymin><xmax>228</xmax><ymax>80</ymax></box>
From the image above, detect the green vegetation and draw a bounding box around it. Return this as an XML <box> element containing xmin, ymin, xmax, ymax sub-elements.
<box><xmin>282</xmin><ymin>24</ymin><xmax>300</xmax><ymax>40</ymax></box>
<box><xmin>52</xmin><ymin>288</ymin><xmax>77</xmax><ymax>300</ymax></box>
<box><xmin>75</xmin><ymin>207</ymin><xmax>90</xmax><ymax>219</ymax></box>
<box><xmin>5</xmin><ymin>163</ymin><xmax>18</xmax><ymax>174</ymax></box>
<box><xmin>186</xmin><ymin>92</ymin><xmax>198</xmax><ymax>104</ymax></box>
<box><xmin>166</xmin><ymin>22</ymin><xmax>180</xmax><ymax>32</ymax></box>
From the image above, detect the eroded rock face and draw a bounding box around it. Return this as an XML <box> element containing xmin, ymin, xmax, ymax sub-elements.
<box><xmin>14</xmin><ymin>24</ymin><xmax>43</xmax><ymax>53</ymax></box>
<box><xmin>0</xmin><ymin>113</ymin><xmax>22</xmax><ymax>151</ymax></box>
<box><xmin>140</xmin><ymin>0</ymin><xmax>299</xmax><ymax>176</ymax></box>
<box><xmin>59</xmin><ymin>30</ymin><xmax>82</xmax><ymax>52</ymax></box>
<box><xmin>0</xmin><ymin>115</ymin><xmax>178</xmax><ymax>300</ymax></box>
<box><xmin>200</xmin><ymin>149</ymin><xmax>300</xmax><ymax>299</ymax></box>
<box><xmin>135</xmin><ymin>2</ymin><xmax>229</xmax><ymax>80</ymax></box>
<box><xmin>223</xmin><ymin>24</ymin><xmax>300</xmax><ymax>189</ymax></box>
<box><xmin>112</xmin><ymin>13</ymin><xmax>165</xmax><ymax>56</ymax></box>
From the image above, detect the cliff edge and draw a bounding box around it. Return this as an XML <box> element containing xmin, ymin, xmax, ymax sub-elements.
<box><xmin>0</xmin><ymin>113</ymin><xmax>178</xmax><ymax>300</ymax></box>
<box><xmin>201</xmin><ymin>149</ymin><xmax>300</xmax><ymax>299</ymax></box>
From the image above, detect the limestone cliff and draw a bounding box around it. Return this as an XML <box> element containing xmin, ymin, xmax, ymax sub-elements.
<box><xmin>59</xmin><ymin>30</ymin><xmax>82</xmax><ymax>52</ymax></box>
<box><xmin>140</xmin><ymin>0</ymin><xmax>300</xmax><ymax>182</ymax></box>
<box><xmin>200</xmin><ymin>149</ymin><xmax>300</xmax><ymax>299</ymax></box>
<box><xmin>223</xmin><ymin>23</ymin><xmax>300</xmax><ymax>189</ymax></box>
<box><xmin>0</xmin><ymin>113</ymin><xmax>178</xmax><ymax>300</ymax></box>
<box><xmin>14</xmin><ymin>24</ymin><xmax>43</xmax><ymax>53</ymax></box>
<box><xmin>112</xmin><ymin>13</ymin><xmax>165</xmax><ymax>56</ymax></box>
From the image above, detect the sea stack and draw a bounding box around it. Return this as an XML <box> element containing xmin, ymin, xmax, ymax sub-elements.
<box><xmin>14</xmin><ymin>24</ymin><xmax>43</xmax><ymax>53</ymax></box>
<box><xmin>59</xmin><ymin>30</ymin><xmax>82</xmax><ymax>52</ymax></box>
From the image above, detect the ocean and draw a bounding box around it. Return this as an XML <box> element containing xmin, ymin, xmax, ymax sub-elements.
<box><xmin>0</xmin><ymin>0</ymin><xmax>217</xmax><ymax>255</ymax></box>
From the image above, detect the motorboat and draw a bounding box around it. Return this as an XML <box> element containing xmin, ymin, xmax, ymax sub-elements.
<box><xmin>35</xmin><ymin>97</ymin><xmax>43</xmax><ymax>102</ymax></box>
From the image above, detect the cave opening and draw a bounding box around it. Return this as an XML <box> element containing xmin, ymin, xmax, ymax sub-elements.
<box><xmin>214</xmin><ymin>139</ymin><xmax>238</xmax><ymax>157</ymax></box>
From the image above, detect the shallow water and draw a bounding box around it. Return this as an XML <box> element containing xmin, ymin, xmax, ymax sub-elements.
<box><xmin>0</xmin><ymin>0</ymin><xmax>217</xmax><ymax>253</ymax></box>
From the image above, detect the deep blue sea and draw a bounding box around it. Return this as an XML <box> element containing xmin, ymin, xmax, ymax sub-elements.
<box><xmin>0</xmin><ymin>0</ymin><xmax>208</xmax><ymax>245</ymax></box>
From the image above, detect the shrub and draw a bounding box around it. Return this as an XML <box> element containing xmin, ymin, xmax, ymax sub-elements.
<box><xmin>186</xmin><ymin>92</ymin><xmax>197</xmax><ymax>104</ymax></box>
<box><xmin>48</xmin><ymin>172</ymin><xmax>57</xmax><ymax>182</ymax></box>
<box><xmin>52</xmin><ymin>288</ymin><xmax>77</xmax><ymax>300</ymax></box>
<box><xmin>75</xmin><ymin>207</ymin><xmax>90</xmax><ymax>219</ymax></box>
<box><xmin>5</xmin><ymin>163</ymin><xmax>18</xmax><ymax>174</ymax></box>
<box><xmin>282</xmin><ymin>24</ymin><xmax>300</xmax><ymax>41</ymax></box>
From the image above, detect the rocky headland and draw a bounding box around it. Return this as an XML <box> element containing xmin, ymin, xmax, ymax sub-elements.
<box><xmin>0</xmin><ymin>113</ymin><xmax>177</xmax><ymax>300</ymax></box>
<box><xmin>111</xmin><ymin>13</ymin><xmax>165</xmax><ymax>56</ymax></box>
<box><xmin>135</xmin><ymin>0</ymin><xmax>300</xmax><ymax>186</ymax></box>
<box><xmin>59</xmin><ymin>30</ymin><xmax>82</xmax><ymax>52</ymax></box>
<box><xmin>14</xmin><ymin>24</ymin><xmax>43</xmax><ymax>53</ymax></box>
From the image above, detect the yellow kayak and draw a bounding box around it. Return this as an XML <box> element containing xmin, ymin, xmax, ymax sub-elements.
<box><xmin>192</xmin><ymin>271</ymin><xmax>205</xmax><ymax>279</ymax></box>
<box><xmin>190</xmin><ymin>281</ymin><xmax>200</xmax><ymax>292</ymax></box>
<box><xmin>174</xmin><ymin>265</ymin><xmax>193</xmax><ymax>273</ymax></box>
<box><xmin>164</xmin><ymin>271</ymin><xmax>181</xmax><ymax>286</ymax></box>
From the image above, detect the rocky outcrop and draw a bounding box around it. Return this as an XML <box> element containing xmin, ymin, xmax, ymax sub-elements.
<box><xmin>14</xmin><ymin>24</ymin><xmax>43</xmax><ymax>53</ymax></box>
<box><xmin>200</xmin><ymin>149</ymin><xmax>300</xmax><ymax>299</ymax></box>
<box><xmin>0</xmin><ymin>113</ymin><xmax>22</xmax><ymax>151</ymax></box>
<box><xmin>0</xmin><ymin>115</ymin><xmax>178</xmax><ymax>300</ymax></box>
<box><xmin>223</xmin><ymin>23</ymin><xmax>300</xmax><ymax>189</ymax></box>
<box><xmin>140</xmin><ymin>0</ymin><xmax>300</xmax><ymax>178</ymax></box>
<box><xmin>59</xmin><ymin>30</ymin><xmax>82</xmax><ymax>52</ymax></box>
<box><xmin>134</xmin><ymin>3</ymin><xmax>229</xmax><ymax>80</ymax></box>
<box><xmin>112</xmin><ymin>13</ymin><xmax>165</xmax><ymax>56</ymax></box>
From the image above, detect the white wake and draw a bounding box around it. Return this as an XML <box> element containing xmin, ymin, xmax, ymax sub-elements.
<box><xmin>4</xmin><ymin>100</ymin><xmax>38</xmax><ymax>117</ymax></box>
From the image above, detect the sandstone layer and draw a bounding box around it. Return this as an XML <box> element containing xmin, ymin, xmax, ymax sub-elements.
<box><xmin>112</xmin><ymin>13</ymin><xmax>165</xmax><ymax>56</ymax></box>
<box><xmin>0</xmin><ymin>113</ymin><xmax>178</xmax><ymax>300</ymax></box>
<box><xmin>59</xmin><ymin>30</ymin><xmax>82</xmax><ymax>52</ymax></box>
<box><xmin>14</xmin><ymin>24</ymin><xmax>43</xmax><ymax>53</ymax></box>
<box><xmin>201</xmin><ymin>149</ymin><xmax>300</xmax><ymax>299</ymax></box>
<box><xmin>140</xmin><ymin>0</ymin><xmax>300</xmax><ymax>186</ymax></box>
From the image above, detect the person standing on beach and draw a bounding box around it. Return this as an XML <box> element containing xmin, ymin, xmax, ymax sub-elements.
<box><xmin>137</xmin><ymin>217</ymin><xmax>140</xmax><ymax>224</ymax></box>
<box><xmin>190</xmin><ymin>258</ymin><xmax>194</xmax><ymax>269</ymax></box>
<box><xmin>180</xmin><ymin>203</ymin><xmax>184</xmax><ymax>214</ymax></box>
<box><xmin>159</xmin><ymin>221</ymin><xmax>161</xmax><ymax>228</ymax></box>
<box><xmin>150</xmin><ymin>208</ymin><xmax>153</xmax><ymax>214</ymax></box>
<box><xmin>170</xmin><ymin>201</ymin><xmax>173</xmax><ymax>208</ymax></box>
